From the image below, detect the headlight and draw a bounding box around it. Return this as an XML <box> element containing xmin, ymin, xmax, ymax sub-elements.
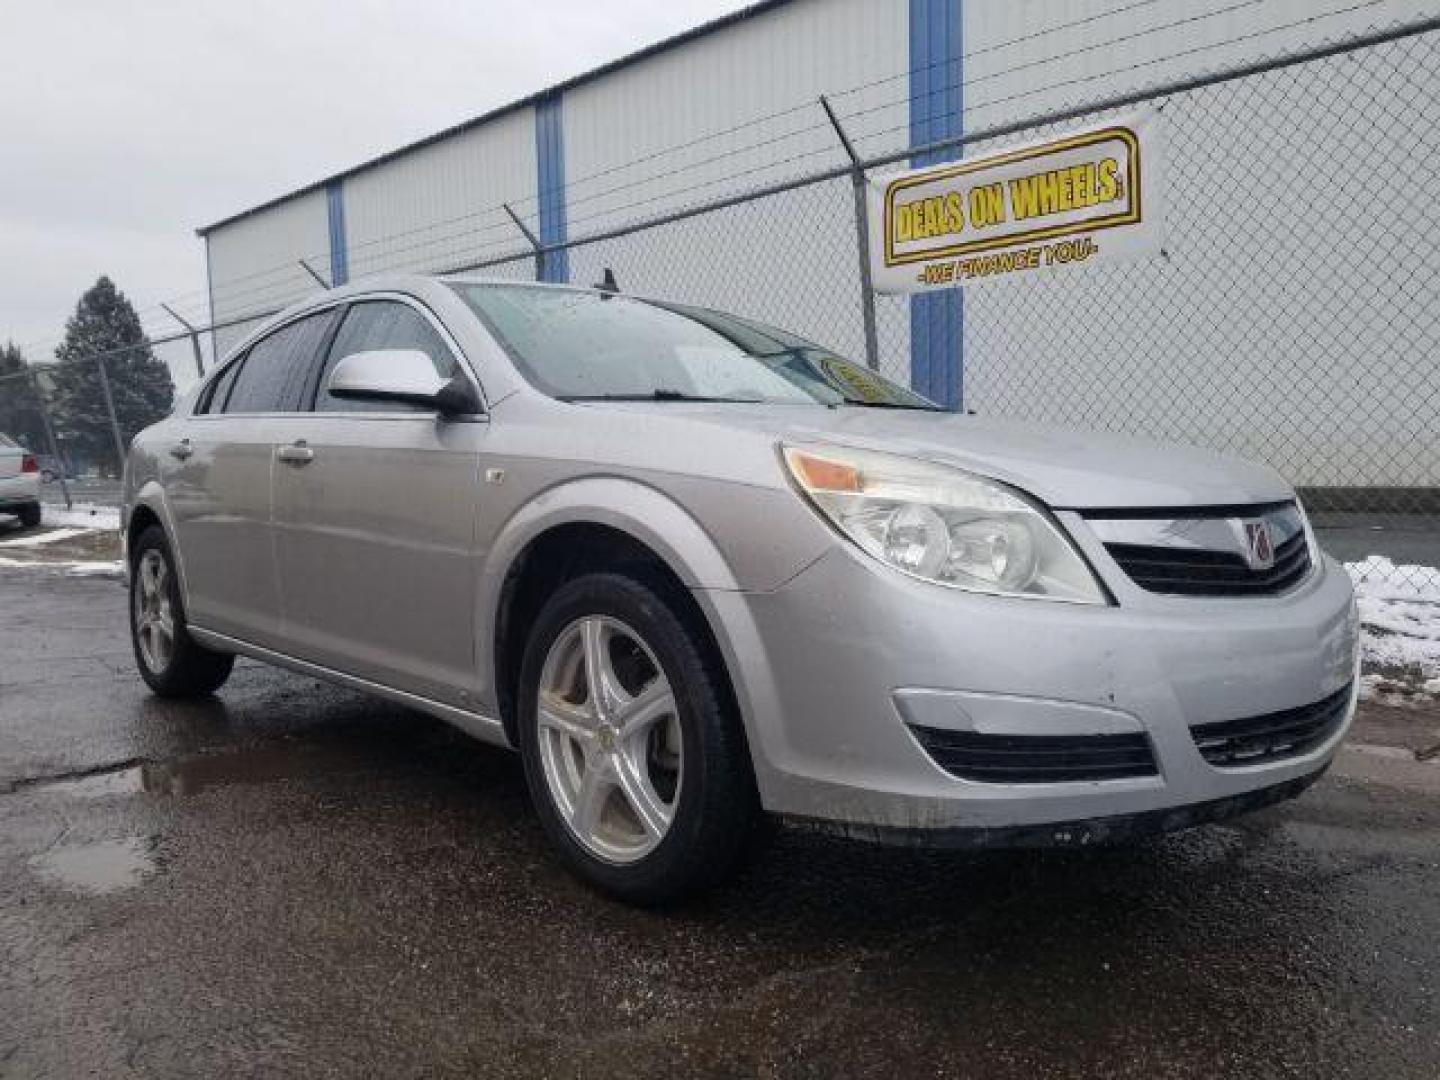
<box><xmin>782</xmin><ymin>444</ymin><xmax>1109</xmax><ymax>604</ymax></box>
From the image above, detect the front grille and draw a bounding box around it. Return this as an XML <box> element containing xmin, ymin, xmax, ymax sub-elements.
<box><xmin>1191</xmin><ymin>685</ymin><xmax>1352</xmax><ymax>768</ymax></box>
<box><xmin>909</xmin><ymin>726</ymin><xmax>1157</xmax><ymax>783</ymax></box>
<box><xmin>1106</xmin><ymin>529</ymin><xmax>1311</xmax><ymax>597</ymax></box>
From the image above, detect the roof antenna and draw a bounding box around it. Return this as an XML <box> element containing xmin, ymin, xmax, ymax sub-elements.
<box><xmin>594</xmin><ymin>267</ymin><xmax>620</xmax><ymax>297</ymax></box>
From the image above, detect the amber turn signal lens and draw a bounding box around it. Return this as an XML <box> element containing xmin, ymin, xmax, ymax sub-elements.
<box><xmin>784</xmin><ymin>448</ymin><xmax>861</xmax><ymax>493</ymax></box>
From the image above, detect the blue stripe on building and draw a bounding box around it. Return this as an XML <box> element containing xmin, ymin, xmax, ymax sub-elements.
<box><xmin>535</xmin><ymin>93</ymin><xmax>569</xmax><ymax>284</ymax></box>
<box><xmin>325</xmin><ymin>179</ymin><xmax>349</xmax><ymax>286</ymax></box>
<box><xmin>908</xmin><ymin>0</ymin><xmax>963</xmax><ymax>409</ymax></box>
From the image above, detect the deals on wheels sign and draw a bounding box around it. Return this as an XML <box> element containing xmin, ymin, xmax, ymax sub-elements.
<box><xmin>869</xmin><ymin>109</ymin><xmax>1164</xmax><ymax>294</ymax></box>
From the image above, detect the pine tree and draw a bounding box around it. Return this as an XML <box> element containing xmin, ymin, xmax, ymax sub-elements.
<box><xmin>0</xmin><ymin>342</ymin><xmax>47</xmax><ymax>452</ymax></box>
<box><xmin>49</xmin><ymin>277</ymin><xmax>174</xmax><ymax>476</ymax></box>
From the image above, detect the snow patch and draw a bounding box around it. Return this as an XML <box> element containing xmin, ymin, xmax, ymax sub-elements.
<box><xmin>62</xmin><ymin>561</ymin><xmax>125</xmax><ymax>578</ymax></box>
<box><xmin>0</xmin><ymin>556</ymin><xmax>123</xmax><ymax>579</ymax></box>
<box><xmin>42</xmin><ymin>503</ymin><xmax>120</xmax><ymax>530</ymax></box>
<box><xmin>1347</xmin><ymin>556</ymin><xmax>1440</xmax><ymax>701</ymax></box>
<box><xmin>0</xmin><ymin>526</ymin><xmax>95</xmax><ymax>548</ymax></box>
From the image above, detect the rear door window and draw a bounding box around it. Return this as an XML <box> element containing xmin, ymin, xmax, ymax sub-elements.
<box><xmin>314</xmin><ymin>301</ymin><xmax>457</xmax><ymax>413</ymax></box>
<box><xmin>223</xmin><ymin>311</ymin><xmax>336</xmax><ymax>414</ymax></box>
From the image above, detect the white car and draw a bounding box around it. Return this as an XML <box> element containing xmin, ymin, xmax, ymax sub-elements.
<box><xmin>0</xmin><ymin>434</ymin><xmax>41</xmax><ymax>528</ymax></box>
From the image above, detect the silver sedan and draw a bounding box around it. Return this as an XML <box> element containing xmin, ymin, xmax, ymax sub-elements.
<box><xmin>122</xmin><ymin>275</ymin><xmax>1359</xmax><ymax>903</ymax></box>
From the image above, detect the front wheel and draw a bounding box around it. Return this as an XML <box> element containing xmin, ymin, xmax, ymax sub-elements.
<box><xmin>129</xmin><ymin>525</ymin><xmax>234</xmax><ymax>698</ymax></box>
<box><xmin>517</xmin><ymin>572</ymin><xmax>759</xmax><ymax>905</ymax></box>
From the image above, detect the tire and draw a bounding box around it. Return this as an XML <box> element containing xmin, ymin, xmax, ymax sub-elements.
<box><xmin>129</xmin><ymin>524</ymin><xmax>234</xmax><ymax>698</ymax></box>
<box><xmin>17</xmin><ymin>503</ymin><xmax>41</xmax><ymax>529</ymax></box>
<box><xmin>517</xmin><ymin>571</ymin><xmax>759</xmax><ymax>905</ymax></box>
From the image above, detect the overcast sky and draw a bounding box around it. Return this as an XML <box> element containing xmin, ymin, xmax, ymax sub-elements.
<box><xmin>0</xmin><ymin>0</ymin><xmax>752</xmax><ymax>359</ymax></box>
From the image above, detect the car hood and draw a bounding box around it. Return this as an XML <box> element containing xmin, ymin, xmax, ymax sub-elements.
<box><xmin>599</xmin><ymin>403</ymin><xmax>1293</xmax><ymax>510</ymax></box>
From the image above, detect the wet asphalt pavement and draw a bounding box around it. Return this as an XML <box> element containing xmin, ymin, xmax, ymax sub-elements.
<box><xmin>2</xmin><ymin>572</ymin><xmax>1438</xmax><ymax>1079</ymax></box>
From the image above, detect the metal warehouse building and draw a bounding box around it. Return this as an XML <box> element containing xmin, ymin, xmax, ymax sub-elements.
<box><xmin>198</xmin><ymin>0</ymin><xmax>1439</xmax><ymax>493</ymax></box>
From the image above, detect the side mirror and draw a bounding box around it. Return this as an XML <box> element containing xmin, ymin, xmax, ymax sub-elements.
<box><xmin>326</xmin><ymin>350</ymin><xmax>481</xmax><ymax>415</ymax></box>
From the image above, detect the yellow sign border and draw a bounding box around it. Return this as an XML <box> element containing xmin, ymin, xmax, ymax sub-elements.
<box><xmin>883</xmin><ymin>125</ymin><xmax>1143</xmax><ymax>267</ymax></box>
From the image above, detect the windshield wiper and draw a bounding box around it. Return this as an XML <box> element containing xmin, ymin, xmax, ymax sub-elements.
<box><xmin>558</xmin><ymin>389</ymin><xmax>764</xmax><ymax>404</ymax></box>
<box><xmin>838</xmin><ymin>399</ymin><xmax>945</xmax><ymax>411</ymax></box>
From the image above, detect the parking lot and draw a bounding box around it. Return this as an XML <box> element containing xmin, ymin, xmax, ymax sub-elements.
<box><xmin>2</xmin><ymin>567</ymin><xmax>1438</xmax><ymax>1078</ymax></box>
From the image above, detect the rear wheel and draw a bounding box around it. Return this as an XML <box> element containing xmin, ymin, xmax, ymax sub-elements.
<box><xmin>129</xmin><ymin>524</ymin><xmax>234</xmax><ymax>698</ymax></box>
<box><xmin>517</xmin><ymin>571</ymin><xmax>759</xmax><ymax>904</ymax></box>
<box><xmin>17</xmin><ymin>502</ymin><xmax>41</xmax><ymax>529</ymax></box>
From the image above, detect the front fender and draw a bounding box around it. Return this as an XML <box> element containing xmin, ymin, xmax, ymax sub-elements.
<box><xmin>495</xmin><ymin>476</ymin><xmax>747</xmax><ymax>589</ymax></box>
<box><xmin>474</xmin><ymin>477</ymin><xmax>749</xmax><ymax>712</ymax></box>
<box><xmin>475</xmin><ymin>474</ymin><xmax>808</xmax><ymax>800</ymax></box>
<box><xmin>477</xmin><ymin>473</ymin><xmax>743</xmax><ymax>634</ymax></box>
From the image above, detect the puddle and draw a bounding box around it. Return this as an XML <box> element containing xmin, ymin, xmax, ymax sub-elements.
<box><xmin>34</xmin><ymin>743</ymin><xmax>367</xmax><ymax>800</ymax></box>
<box><xmin>30</xmin><ymin>836</ymin><xmax>155</xmax><ymax>895</ymax></box>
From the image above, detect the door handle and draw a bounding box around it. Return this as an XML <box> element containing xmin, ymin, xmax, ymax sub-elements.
<box><xmin>276</xmin><ymin>441</ymin><xmax>314</xmax><ymax>465</ymax></box>
<box><xmin>169</xmin><ymin>439</ymin><xmax>193</xmax><ymax>461</ymax></box>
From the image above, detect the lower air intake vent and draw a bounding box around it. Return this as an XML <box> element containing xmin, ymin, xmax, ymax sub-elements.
<box><xmin>909</xmin><ymin>727</ymin><xmax>1157</xmax><ymax>783</ymax></box>
<box><xmin>1191</xmin><ymin>685</ymin><xmax>1352</xmax><ymax>768</ymax></box>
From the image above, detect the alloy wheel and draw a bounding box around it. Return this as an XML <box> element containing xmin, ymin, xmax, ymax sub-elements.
<box><xmin>133</xmin><ymin>549</ymin><xmax>176</xmax><ymax>674</ymax></box>
<box><xmin>536</xmin><ymin>615</ymin><xmax>682</xmax><ymax>864</ymax></box>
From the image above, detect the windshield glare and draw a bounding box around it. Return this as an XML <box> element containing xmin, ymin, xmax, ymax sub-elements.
<box><xmin>449</xmin><ymin>283</ymin><xmax>938</xmax><ymax>409</ymax></box>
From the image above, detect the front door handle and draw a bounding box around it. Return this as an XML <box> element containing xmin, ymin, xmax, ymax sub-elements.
<box><xmin>169</xmin><ymin>438</ymin><xmax>193</xmax><ymax>461</ymax></box>
<box><xmin>276</xmin><ymin>441</ymin><xmax>314</xmax><ymax>465</ymax></box>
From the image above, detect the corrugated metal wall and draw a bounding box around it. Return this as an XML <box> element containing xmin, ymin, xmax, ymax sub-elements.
<box><xmin>344</xmin><ymin>107</ymin><xmax>537</xmax><ymax>282</ymax></box>
<box><xmin>963</xmin><ymin>0</ymin><xmax>1440</xmax><ymax>131</ymax></box>
<box><xmin>206</xmin><ymin>189</ymin><xmax>331</xmax><ymax>355</ymax></box>
<box><xmin>559</xmin><ymin>0</ymin><xmax>911</xmax><ymax>370</ymax></box>
<box><xmin>958</xmin><ymin>0</ymin><xmax>1440</xmax><ymax>486</ymax></box>
<box><xmin>201</xmin><ymin>0</ymin><xmax>918</xmax><ymax>372</ymax></box>
<box><xmin>199</xmin><ymin>0</ymin><xmax>1439</xmax><ymax>486</ymax></box>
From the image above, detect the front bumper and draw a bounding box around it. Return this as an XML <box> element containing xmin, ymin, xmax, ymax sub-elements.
<box><xmin>784</xmin><ymin>766</ymin><xmax>1329</xmax><ymax>848</ymax></box>
<box><xmin>709</xmin><ymin>534</ymin><xmax>1358</xmax><ymax>837</ymax></box>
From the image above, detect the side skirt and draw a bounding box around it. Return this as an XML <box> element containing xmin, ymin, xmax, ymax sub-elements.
<box><xmin>189</xmin><ymin>625</ymin><xmax>513</xmax><ymax>750</ymax></box>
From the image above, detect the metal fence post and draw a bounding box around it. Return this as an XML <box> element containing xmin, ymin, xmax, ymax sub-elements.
<box><xmin>93</xmin><ymin>355</ymin><xmax>128</xmax><ymax>476</ymax></box>
<box><xmin>28</xmin><ymin>369</ymin><xmax>71</xmax><ymax>510</ymax></box>
<box><xmin>503</xmin><ymin>203</ymin><xmax>545</xmax><ymax>282</ymax></box>
<box><xmin>820</xmin><ymin>95</ymin><xmax>881</xmax><ymax>372</ymax></box>
<box><xmin>298</xmin><ymin>258</ymin><xmax>332</xmax><ymax>288</ymax></box>
<box><xmin>161</xmin><ymin>303</ymin><xmax>206</xmax><ymax>380</ymax></box>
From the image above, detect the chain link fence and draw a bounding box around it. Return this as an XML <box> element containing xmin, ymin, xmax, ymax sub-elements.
<box><xmin>4</xmin><ymin>19</ymin><xmax>1437</xmax><ymax>607</ymax></box>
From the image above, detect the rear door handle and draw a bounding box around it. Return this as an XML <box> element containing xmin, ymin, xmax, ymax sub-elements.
<box><xmin>169</xmin><ymin>439</ymin><xmax>193</xmax><ymax>461</ymax></box>
<box><xmin>276</xmin><ymin>441</ymin><xmax>314</xmax><ymax>465</ymax></box>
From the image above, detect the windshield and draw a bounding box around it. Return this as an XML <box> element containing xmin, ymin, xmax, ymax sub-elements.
<box><xmin>449</xmin><ymin>283</ymin><xmax>939</xmax><ymax>409</ymax></box>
